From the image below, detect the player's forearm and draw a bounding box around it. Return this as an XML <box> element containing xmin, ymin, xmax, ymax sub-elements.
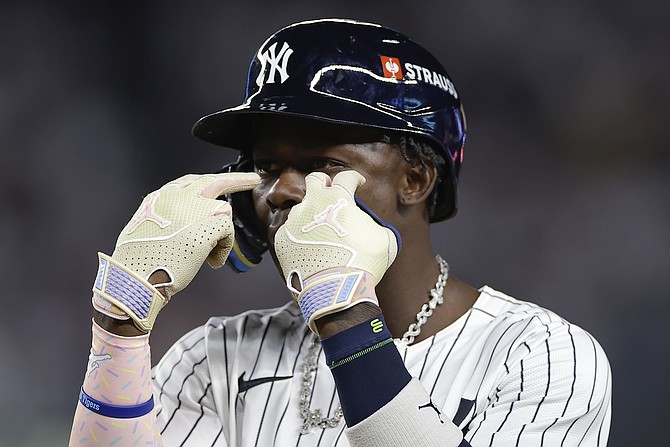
<box><xmin>315</xmin><ymin>302</ymin><xmax>381</xmax><ymax>338</ymax></box>
<box><xmin>93</xmin><ymin>310</ymin><xmax>146</xmax><ymax>336</ymax></box>
<box><xmin>69</xmin><ymin>320</ymin><xmax>160</xmax><ymax>446</ymax></box>
<box><xmin>318</xmin><ymin>306</ymin><xmax>464</xmax><ymax>446</ymax></box>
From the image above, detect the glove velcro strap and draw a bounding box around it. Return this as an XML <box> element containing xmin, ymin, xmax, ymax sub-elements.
<box><xmin>298</xmin><ymin>271</ymin><xmax>378</xmax><ymax>333</ymax></box>
<box><xmin>92</xmin><ymin>252</ymin><xmax>165</xmax><ymax>332</ymax></box>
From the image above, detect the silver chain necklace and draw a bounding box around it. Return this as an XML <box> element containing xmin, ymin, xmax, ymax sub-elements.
<box><xmin>299</xmin><ymin>255</ymin><xmax>449</xmax><ymax>434</ymax></box>
<box><xmin>299</xmin><ymin>340</ymin><xmax>344</xmax><ymax>434</ymax></box>
<box><xmin>395</xmin><ymin>255</ymin><xmax>450</xmax><ymax>348</ymax></box>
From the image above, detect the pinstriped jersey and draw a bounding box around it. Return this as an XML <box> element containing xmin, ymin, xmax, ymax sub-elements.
<box><xmin>152</xmin><ymin>286</ymin><xmax>611</xmax><ymax>446</ymax></box>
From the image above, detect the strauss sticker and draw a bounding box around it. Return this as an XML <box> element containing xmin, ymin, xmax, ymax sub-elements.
<box><xmin>380</xmin><ymin>55</ymin><xmax>403</xmax><ymax>80</ymax></box>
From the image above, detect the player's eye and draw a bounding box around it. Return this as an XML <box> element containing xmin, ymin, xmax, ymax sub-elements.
<box><xmin>254</xmin><ymin>161</ymin><xmax>279</xmax><ymax>176</ymax></box>
<box><xmin>311</xmin><ymin>158</ymin><xmax>345</xmax><ymax>171</ymax></box>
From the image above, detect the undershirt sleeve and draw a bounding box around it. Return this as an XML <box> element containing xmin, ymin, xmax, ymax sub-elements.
<box><xmin>345</xmin><ymin>378</ymin><xmax>465</xmax><ymax>447</ymax></box>
<box><xmin>69</xmin><ymin>320</ymin><xmax>161</xmax><ymax>446</ymax></box>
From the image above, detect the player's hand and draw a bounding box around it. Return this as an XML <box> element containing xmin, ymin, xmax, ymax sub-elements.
<box><xmin>274</xmin><ymin>170</ymin><xmax>399</xmax><ymax>332</ymax></box>
<box><xmin>92</xmin><ymin>173</ymin><xmax>260</xmax><ymax>332</ymax></box>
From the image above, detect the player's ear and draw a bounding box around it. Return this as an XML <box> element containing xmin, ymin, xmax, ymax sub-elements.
<box><xmin>398</xmin><ymin>161</ymin><xmax>438</xmax><ymax>209</ymax></box>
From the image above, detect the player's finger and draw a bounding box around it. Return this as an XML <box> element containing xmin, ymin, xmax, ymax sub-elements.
<box><xmin>304</xmin><ymin>171</ymin><xmax>331</xmax><ymax>191</ymax></box>
<box><xmin>201</xmin><ymin>172</ymin><xmax>261</xmax><ymax>199</ymax></box>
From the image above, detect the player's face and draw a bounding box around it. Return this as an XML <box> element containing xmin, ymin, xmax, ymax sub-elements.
<box><xmin>250</xmin><ymin>115</ymin><xmax>410</xmax><ymax>251</ymax></box>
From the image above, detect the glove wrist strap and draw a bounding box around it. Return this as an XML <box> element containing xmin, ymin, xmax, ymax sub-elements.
<box><xmin>297</xmin><ymin>268</ymin><xmax>379</xmax><ymax>333</ymax></box>
<box><xmin>92</xmin><ymin>252</ymin><xmax>165</xmax><ymax>332</ymax></box>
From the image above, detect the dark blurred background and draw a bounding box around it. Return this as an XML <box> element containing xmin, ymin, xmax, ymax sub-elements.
<box><xmin>1</xmin><ymin>1</ymin><xmax>667</xmax><ymax>445</ymax></box>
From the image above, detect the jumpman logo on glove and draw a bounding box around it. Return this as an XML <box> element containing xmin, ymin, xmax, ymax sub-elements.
<box><xmin>301</xmin><ymin>198</ymin><xmax>348</xmax><ymax>237</ymax></box>
<box><xmin>124</xmin><ymin>191</ymin><xmax>171</xmax><ymax>234</ymax></box>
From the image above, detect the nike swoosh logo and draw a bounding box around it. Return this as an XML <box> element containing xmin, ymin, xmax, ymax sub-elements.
<box><xmin>238</xmin><ymin>372</ymin><xmax>292</xmax><ymax>393</ymax></box>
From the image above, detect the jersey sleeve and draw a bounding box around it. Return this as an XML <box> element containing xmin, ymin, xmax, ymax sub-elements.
<box><xmin>463</xmin><ymin>320</ymin><xmax>611</xmax><ymax>446</ymax></box>
<box><xmin>341</xmin><ymin>311</ymin><xmax>611</xmax><ymax>447</ymax></box>
<box><xmin>153</xmin><ymin>325</ymin><xmax>227</xmax><ymax>447</ymax></box>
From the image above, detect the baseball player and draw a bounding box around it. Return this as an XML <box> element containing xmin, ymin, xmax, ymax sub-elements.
<box><xmin>69</xmin><ymin>19</ymin><xmax>611</xmax><ymax>446</ymax></box>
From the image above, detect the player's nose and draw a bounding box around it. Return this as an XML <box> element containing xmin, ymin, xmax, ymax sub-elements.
<box><xmin>265</xmin><ymin>167</ymin><xmax>306</xmax><ymax>212</ymax></box>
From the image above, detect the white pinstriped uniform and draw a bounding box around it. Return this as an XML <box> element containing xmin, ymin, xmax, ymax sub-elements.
<box><xmin>153</xmin><ymin>286</ymin><xmax>611</xmax><ymax>446</ymax></box>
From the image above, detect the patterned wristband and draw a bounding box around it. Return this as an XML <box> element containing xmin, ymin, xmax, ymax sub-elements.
<box><xmin>79</xmin><ymin>388</ymin><xmax>154</xmax><ymax>419</ymax></box>
<box><xmin>92</xmin><ymin>252</ymin><xmax>166</xmax><ymax>332</ymax></box>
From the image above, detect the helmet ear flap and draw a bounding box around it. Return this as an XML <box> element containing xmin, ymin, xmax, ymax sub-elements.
<box><xmin>216</xmin><ymin>156</ymin><xmax>268</xmax><ymax>272</ymax></box>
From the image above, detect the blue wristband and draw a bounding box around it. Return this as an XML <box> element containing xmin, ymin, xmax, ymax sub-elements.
<box><xmin>79</xmin><ymin>388</ymin><xmax>154</xmax><ymax>419</ymax></box>
<box><xmin>320</xmin><ymin>315</ymin><xmax>411</xmax><ymax>426</ymax></box>
<box><xmin>321</xmin><ymin>315</ymin><xmax>393</xmax><ymax>368</ymax></box>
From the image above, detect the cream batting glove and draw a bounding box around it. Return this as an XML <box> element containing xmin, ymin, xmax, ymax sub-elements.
<box><xmin>274</xmin><ymin>170</ymin><xmax>400</xmax><ymax>333</ymax></box>
<box><xmin>92</xmin><ymin>173</ymin><xmax>260</xmax><ymax>332</ymax></box>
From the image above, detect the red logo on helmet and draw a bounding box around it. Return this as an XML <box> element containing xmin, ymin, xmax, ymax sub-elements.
<box><xmin>380</xmin><ymin>56</ymin><xmax>403</xmax><ymax>80</ymax></box>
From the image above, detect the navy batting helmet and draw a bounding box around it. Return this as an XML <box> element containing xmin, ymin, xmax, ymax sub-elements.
<box><xmin>192</xmin><ymin>18</ymin><xmax>466</xmax><ymax>270</ymax></box>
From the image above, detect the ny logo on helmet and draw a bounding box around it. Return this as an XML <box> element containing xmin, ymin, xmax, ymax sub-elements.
<box><xmin>256</xmin><ymin>41</ymin><xmax>294</xmax><ymax>86</ymax></box>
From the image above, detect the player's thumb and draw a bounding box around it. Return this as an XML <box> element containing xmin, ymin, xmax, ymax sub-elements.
<box><xmin>204</xmin><ymin>205</ymin><xmax>235</xmax><ymax>269</ymax></box>
<box><xmin>332</xmin><ymin>170</ymin><xmax>366</xmax><ymax>195</ymax></box>
<box><xmin>384</xmin><ymin>226</ymin><xmax>399</xmax><ymax>269</ymax></box>
<box><xmin>206</xmin><ymin>215</ymin><xmax>234</xmax><ymax>269</ymax></box>
<box><xmin>207</xmin><ymin>236</ymin><xmax>234</xmax><ymax>269</ymax></box>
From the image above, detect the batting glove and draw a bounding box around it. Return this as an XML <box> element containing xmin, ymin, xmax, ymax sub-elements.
<box><xmin>92</xmin><ymin>173</ymin><xmax>260</xmax><ymax>332</ymax></box>
<box><xmin>274</xmin><ymin>170</ymin><xmax>400</xmax><ymax>333</ymax></box>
